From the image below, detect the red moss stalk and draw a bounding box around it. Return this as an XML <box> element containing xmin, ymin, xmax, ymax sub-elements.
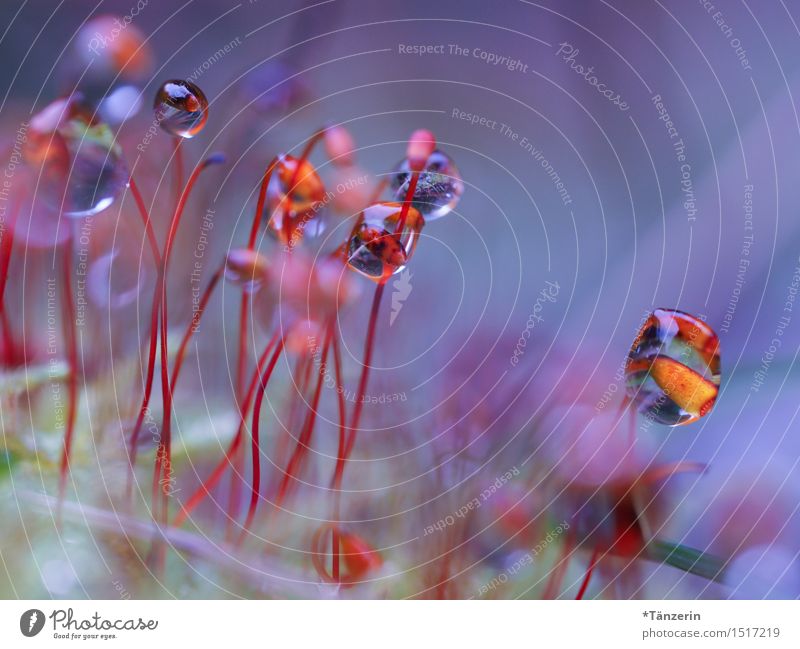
<box><xmin>173</xmin><ymin>332</ymin><xmax>282</xmax><ymax>528</ymax></box>
<box><xmin>575</xmin><ymin>547</ymin><xmax>600</xmax><ymax>600</ymax></box>
<box><xmin>273</xmin><ymin>321</ymin><xmax>333</xmax><ymax>509</ymax></box>
<box><xmin>57</xmin><ymin>236</ymin><xmax>78</xmax><ymax>518</ymax></box>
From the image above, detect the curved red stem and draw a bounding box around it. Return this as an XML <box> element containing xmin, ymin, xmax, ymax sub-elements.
<box><xmin>125</xmin><ymin>177</ymin><xmax>161</xmax><ymax>501</ymax></box>
<box><xmin>173</xmin><ymin>332</ymin><xmax>281</xmax><ymax>528</ymax></box>
<box><xmin>153</xmin><ymin>155</ymin><xmax>223</xmax><ymax>523</ymax></box>
<box><xmin>274</xmin><ymin>321</ymin><xmax>332</xmax><ymax>509</ymax></box>
<box><xmin>340</xmin><ymin>281</ymin><xmax>384</xmax><ymax>466</ymax></box>
<box><xmin>169</xmin><ymin>264</ymin><xmax>223</xmax><ymax>390</ymax></box>
<box><xmin>227</xmin><ymin>156</ymin><xmax>282</xmax><ymax>532</ymax></box>
<box><xmin>238</xmin><ymin>327</ymin><xmax>308</xmax><ymax>542</ymax></box>
<box><xmin>126</xmin><ymin>270</ymin><xmax>161</xmax><ymax>500</ymax></box>
<box><xmin>128</xmin><ymin>177</ymin><xmax>162</xmax><ymax>266</ymax></box>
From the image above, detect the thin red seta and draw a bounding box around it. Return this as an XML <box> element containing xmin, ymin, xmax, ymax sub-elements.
<box><xmin>153</xmin><ymin>154</ymin><xmax>224</xmax><ymax>528</ymax></box>
<box><xmin>169</xmin><ymin>264</ymin><xmax>223</xmax><ymax>390</ymax></box>
<box><xmin>238</xmin><ymin>323</ymin><xmax>329</xmax><ymax>543</ymax></box>
<box><xmin>0</xmin><ymin>194</ymin><xmax>21</xmax><ymax>365</ymax></box>
<box><xmin>228</xmin><ymin>156</ymin><xmax>281</xmax><ymax>529</ymax></box>
<box><xmin>277</xmin><ymin>350</ymin><xmax>314</xmax><ymax>468</ymax></box>
<box><xmin>172</xmin><ymin>138</ymin><xmax>184</xmax><ymax>215</ymax></box>
<box><xmin>128</xmin><ymin>177</ymin><xmax>162</xmax><ymax>265</ymax></box>
<box><xmin>330</xmin><ymin>329</ymin><xmax>347</xmax><ymax>582</ymax></box>
<box><xmin>57</xmin><ymin>236</ymin><xmax>78</xmax><ymax>519</ymax></box>
<box><xmin>126</xmin><ymin>269</ymin><xmax>161</xmax><ymax>500</ymax></box>
<box><xmin>324</xmin><ymin>134</ymin><xmax>427</xmax><ymax>568</ymax></box>
<box><xmin>394</xmin><ymin>129</ymin><xmax>435</xmax><ymax>234</ymax></box>
<box><xmin>228</xmin><ymin>134</ymin><xmax>324</xmax><ymax>533</ymax></box>
<box><xmin>393</xmin><ymin>168</ymin><xmax>421</xmax><ymax>235</ymax></box>
<box><xmin>273</xmin><ymin>321</ymin><xmax>333</xmax><ymax>510</ymax></box>
<box><xmin>575</xmin><ymin>547</ymin><xmax>600</xmax><ymax>600</ymax></box>
<box><xmin>173</xmin><ymin>332</ymin><xmax>283</xmax><ymax>528</ymax></box>
<box><xmin>125</xmin><ymin>177</ymin><xmax>162</xmax><ymax>500</ymax></box>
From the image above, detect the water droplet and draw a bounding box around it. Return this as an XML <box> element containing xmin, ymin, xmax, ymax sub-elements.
<box><xmin>225</xmin><ymin>248</ymin><xmax>269</xmax><ymax>293</ymax></box>
<box><xmin>29</xmin><ymin>98</ymin><xmax>128</xmax><ymax>219</ymax></box>
<box><xmin>626</xmin><ymin>309</ymin><xmax>720</xmax><ymax>426</ymax></box>
<box><xmin>60</xmin><ymin>121</ymin><xmax>128</xmax><ymax>218</ymax></box>
<box><xmin>154</xmin><ymin>80</ymin><xmax>208</xmax><ymax>139</ymax></box>
<box><xmin>390</xmin><ymin>150</ymin><xmax>463</xmax><ymax>220</ymax></box>
<box><xmin>345</xmin><ymin>202</ymin><xmax>424</xmax><ymax>282</ymax></box>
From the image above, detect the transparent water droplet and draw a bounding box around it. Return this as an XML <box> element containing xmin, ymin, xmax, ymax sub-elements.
<box><xmin>390</xmin><ymin>150</ymin><xmax>463</xmax><ymax>220</ymax></box>
<box><xmin>154</xmin><ymin>80</ymin><xmax>208</xmax><ymax>139</ymax></box>
<box><xmin>346</xmin><ymin>202</ymin><xmax>424</xmax><ymax>282</ymax></box>
<box><xmin>28</xmin><ymin>99</ymin><xmax>128</xmax><ymax>219</ymax></box>
<box><xmin>626</xmin><ymin>309</ymin><xmax>721</xmax><ymax>426</ymax></box>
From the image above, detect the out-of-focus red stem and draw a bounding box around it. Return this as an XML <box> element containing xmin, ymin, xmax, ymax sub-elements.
<box><xmin>542</xmin><ymin>530</ymin><xmax>575</xmax><ymax>599</ymax></box>
<box><xmin>126</xmin><ymin>269</ymin><xmax>161</xmax><ymax>501</ymax></box>
<box><xmin>0</xmin><ymin>194</ymin><xmax>20</xmax><ymax>365</ymax></box>
<box><xmin>128</xmin><ymin>178</ymin><xmax>162</xmax><ymax>266</ymax></box>
<box><xmin>169</xmin><ymin>264</ymin><xmax>223</xmax><ymax>389</ymax></box>
<box><xmin>57</xmin><ymin>235</ymin><xmax>78</xmax><ymax>518</ymax></box>
<box><xmin>575</xmin><ymin>547</ymin><xmax>600</xmax><ymax>600</ymax></box>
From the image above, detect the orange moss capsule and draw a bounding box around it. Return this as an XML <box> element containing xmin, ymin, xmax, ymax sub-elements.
<box><xmin>266</xmin><ymin>154</ymin><xmax>327</xmax><ymax>244</ymax></box>
<box><xmin>626</xmin><ymin>308</ymin><xmax>721</xmax><ymax>426</ymax></box>
<box><xmin>311</xmin><ymin>524</ymin><xmax>383</xmax><ymax>586</ymax></box>
<box><xmin>340</xmin><ymin>531</ymin><xmax>383</xmax><ymax>581</ymax></box>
